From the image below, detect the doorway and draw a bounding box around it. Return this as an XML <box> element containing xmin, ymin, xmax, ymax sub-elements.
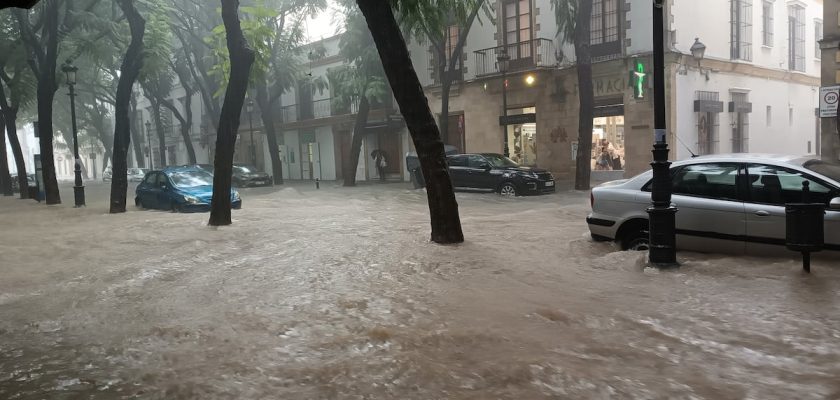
<box><xmin>591</xmin><ymin>115</ymin><xmax>625</xmax><ymax>172</ymax></box>
<box><xmin>505</xmin><ymin>107</ymin><xmax>537</xmax><ymax>166</ymax></box>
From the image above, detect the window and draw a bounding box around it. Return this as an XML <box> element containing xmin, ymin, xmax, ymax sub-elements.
<box><xmin>815</xmin><ymin>20</ymin><xmax>823</xmax><ymax>60</ymax></box>
<box><xmin>696</xmin><ymin>91</ymin><xmax>721</xmax><ymax>155</ymax></box>
<box><xmin>672</xmin><ymin>163</ymin><xmax>741</xmax><ymax>201</ymax></box>
<box><xmin>731</xmin><ymin>0</ymin><xmax>753</xmax><ymax>61</ymax></box>
<box><xmin>731</xmin><ymin>92</ymin><xmax>750</xmax><ymax>153</ymax></box>
<box><xmin>447</xmin><ymin>155</ymin><xmax>467</xmax><ymax>167</ymax></box>
<box><xmin>747</xmin><ymin>164</ymin><xmax>837</xmax><ymax>206</ymax></box>
<box><xmin>502</xmin><ymin>0</ymin><xmax>532</xmax><ymax>63</ymax></box>
<box><xmin>445</xmin><ymin>25</ymin><xmax>460</xmax><ymax>64</ymax></box>
<box><xmin>591</xmin><ymin>0</ymin><xmax>621</xmax><ymax>59</ymax></box>
<box><xmin>466</xmin><ymin>155</ymin><xmax>487</xmax><ymax>169</ymax></box>
<box><xmin>762</xmin><ymin>1</ymin><xmax>774</xmax><ymax>46</ymax></box>
<box><xmin>143</xmin><ymin>172</ymin><xmax>157</xmax><ymax>185</ymax></box>
<box><xmin>788</xmin><ymin>4</ymin><xmax>806</xmax><ymax>71</ymax></box>
<box><xmin>155</xmin><ymin>173</ymin><xmax>168</xmax><ymax>187</ymax></box>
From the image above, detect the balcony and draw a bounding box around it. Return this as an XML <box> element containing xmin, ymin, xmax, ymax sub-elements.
<box><xmin>474</xmin><ymin>38</ymin><xmax>556</xmax><ymax>77</ymax></box>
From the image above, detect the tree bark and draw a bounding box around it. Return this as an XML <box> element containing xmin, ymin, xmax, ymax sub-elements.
<box><xmin>573</xmin><ymin>0</ymin><xmax>594</xmax><ymax>191</ymax></box>
<box><xmin>109</xmin><ymin>0</ymin><xmax>145</xmax><ymax>213</ymax></box>
<box><xmin>343</xmin><ymin>95</ymin><xmax>370</xmax><ymax>187</ymax></box>
<box><xmin>160</xmin><ymin>99</ymin><xmax>197</xmax><ymax>164</ymax></box>
<box><xmin>129</xmin><ymin>94</ymin><xmax>145</xmax><ymax>167</ymax></box>
<box><xmin>256</xmin><ymin>85</ymin><xmax>283</xmax><ymax>184</ymax></box>
<box><xmin>209</xmin><ymin>0</ymin><xmax>255</xmax><ymax>226</ymax></box>
<box><xmin>151</xmin><ymin>102</ymin><xmax>167</xmax><ymax>166</ymax></box>
<box><xmin>16</xmin><ymin>0</ymin><xmax>62</xmax><ymax>204</ymax></box>
<box><xmin>0</xmin><ymin>113</ymin><xmax>14</xmax><ymax>196</ymax></box>
<box><xmin>356</xmin><ymin>0</ymin><xmax>464</xmax><ymax>244</ymax></box>
<box><xmin>0</xmin><ymin>103</ymin><xmax>29</xmax><ymax>198</ymax></box>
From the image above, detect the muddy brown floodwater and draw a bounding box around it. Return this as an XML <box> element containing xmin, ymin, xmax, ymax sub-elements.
<box><xmin>1</xmin><ymin>182</ymin><xmax>839</xmax><ymax>399</ymax></box>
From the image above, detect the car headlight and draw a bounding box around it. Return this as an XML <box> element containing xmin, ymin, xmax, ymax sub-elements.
<box><xmin>183</xmin><ymin>195</ymin><xmax>201</xmax><ymax>204</ymax></box>
<box><xmin>521</xmin><ymin>171</ymin><xmax>539</xmax><ymax>179</ymax></box>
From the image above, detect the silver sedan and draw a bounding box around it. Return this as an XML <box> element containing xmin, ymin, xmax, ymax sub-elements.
<box><xmin>586</xmin><ymin>154</ymin><xmax>840</xmax><ymax>257</ymax></box>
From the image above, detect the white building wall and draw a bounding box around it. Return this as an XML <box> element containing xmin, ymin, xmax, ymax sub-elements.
<box><xmin>626</xmin><ymin>0</ymin><xmax>653</xmax><ymax>55</ymax></box>
<box><xmin>675</xmin><ymin>69</ymin><xmax>819</xmax><ymax>160</ymax></box>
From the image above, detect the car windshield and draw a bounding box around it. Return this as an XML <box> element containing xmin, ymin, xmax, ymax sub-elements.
<box><xmin>234</xmin><ymin>165</ymin><xmax>258</xmax><ymax>174</ymax></box>
<box><xmin>804</xmin><ymin>160</ymin><xmax>840</xmax><ymax>184</ymax></box>
<box><xmin>168</xmin><ymin>171</ymin><xmax>213</xmax><ymax>188</ymax></box>
<box><xmin>482</xmin><ymin>154</ymin><xmax>519</xmax><ymax>168</ymax></box>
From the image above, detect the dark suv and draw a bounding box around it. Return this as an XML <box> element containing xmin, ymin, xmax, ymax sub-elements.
<box><xmin>447</xmin><ymin>153</ymin><xmax>555</xmax><ymax>196</ymax></box>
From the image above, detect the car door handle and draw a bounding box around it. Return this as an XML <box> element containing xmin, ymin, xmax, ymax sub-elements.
<box><xmin>754</xmin><ymin>210</ymin><xmax>771</xmax><ymax>217</ymax></box>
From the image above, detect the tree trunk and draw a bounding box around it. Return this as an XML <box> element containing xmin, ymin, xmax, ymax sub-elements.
<box><xmin>573</xmin><ymin>0</ymin><xmax>594</xmax><ymax>191</ymax></box>
<box><xmin>343</xmin><ymin>95</ymin><xmax>370</xmax><ymax>187</ymax></box>
<box><xmin>356</xmin><ymin>0</ymin><xmax>464</xmax><ymax>244</ymax></box>
<box><xmin>0</xmin><ymin>113</ymin><xmax>14</xmax><ymax>196</ymax></box>
<box><xmin>151</xmin><ymin>103</ymin><xmax>167</xmax><ymax>167</ymax></box>
<box><xmin>160</xmin><ymin>99</ymin><xmax>197</xmax><ymax>164</ymax></box>
<box><xmin>36</xmin><ymin>76</ymin><xmax>61</xmax><ymax>204</ymax></box>
<box><xmin>209</xmin><ymin>0</ymin><xmax>255</xmax><ymax>226</ymax></box>
<box><xmin>1</xmin><ymin>106</ymin><xmax>29</xmax><ymax>198</ymax></box>
<box><xmin>256</xmin><ymin>85</ymin><xmax>283</xmax><ymax>184</ymax></box>
<box><xmin>110</xmin><ymin>0</ymin><xmax>145</xmax><ymax>213</ymax></box>
<box><xmin>129</xmin><ymin>95</ymin><xmax>145</xmax><ymax>167</ymax></box>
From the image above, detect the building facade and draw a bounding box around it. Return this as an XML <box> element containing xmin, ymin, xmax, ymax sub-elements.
<box><xmin>820</xmin><ymin>0</ymin><xmax>839</xmax><ymax>160</ymax></box>
<box><xmin>409</xmin><ymin>0</ymin><xmax>824</xmax><ymax>181</ymax></box>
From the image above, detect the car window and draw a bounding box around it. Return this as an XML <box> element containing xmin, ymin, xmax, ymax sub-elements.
<box><xmin>483</xmin><ymin>154</ymin><xmax>519</xmax><ymax>168</ymax></box>
<box><xmin>466</xmin><ymin>155</ymin><xmax>487</xmax><ymax>168</ymax></box>
<box><xmin>447</xmin><ymin>156</ymin><xmax>467</xmax><ymax>167</ymax></box>
<box><xmin>156</xmin><ymin>173</ymin><xmax>169</xmax><ymax>187</ymax></box>
<box><xmin>747</xmin><ymin>164</ymin><xmax>836</xmax><ymax>206</ymax></box>
<box><xmin>143</xmin><ymin>173</ymin><xmax>157</xmax><ymax>185</ymax></box>
<box><xmin>169</xmin><ymin>171</ymin><xmax>214</xmax><ymax>188</ymax></box>
<box><xmin>672</xmin><ymin>163</ymin><xmax>740</xmax><ymax>201</ymax></box>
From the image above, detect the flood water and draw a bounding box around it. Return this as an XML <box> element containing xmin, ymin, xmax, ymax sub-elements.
<box><xmin>1</xmin><ymin>182</ymin><xmax>839</xmax><ymax>399</ymax></box>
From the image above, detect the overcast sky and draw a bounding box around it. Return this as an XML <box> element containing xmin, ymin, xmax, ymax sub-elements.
<box><xmin>303</xmin><ymin>1</ymin><xmax>345</xmax><ymax>43</ymax></box>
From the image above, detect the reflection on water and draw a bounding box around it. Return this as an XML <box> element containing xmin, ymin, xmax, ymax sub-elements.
<box><xmin>1</xmin><ymin>184</ymin><xmax>839</xmax><ymax>399</ymax></box>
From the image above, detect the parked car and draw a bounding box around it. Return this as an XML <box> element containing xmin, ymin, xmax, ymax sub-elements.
<box><xmin>10</xmin><ymin>174</ymin><xmax>35</xmax><ymax>193</ymax></box>
<box><xmin>102</xmin><ymin>166</ymin><xmax>112</xmax><ymax>182</ymax></box>
<box><xmin>446</xmin><ymin>153</ymin><xmax>555</xmax><ymax>196</ymax></box>
<box><xmin>135</xmin><ymin>166</ymin><xmax>241</xmax><ymax>212</ymax></box>
<box><xmin>128</xmin><ymin>168</ymin><xmax>149</xmax><ymax>182</ymax></box>
<box><xmin>406</xmin><ymin>145</ymin><xmax>459</xmax><ymax>189</ymax></box>
<box><xmin>232</xmin><ymin>164</ymin><xmax>272</xmax><ymax>187</ymax></box>
<box><xmin>195</xmin><ymin>164</ymin><xmax>214</xmax><ymax>174</ymax></box>
<box><xmin>587</xmin><ymin>154</ymin><xmax>840</xmax><ymax>256</ymax></box>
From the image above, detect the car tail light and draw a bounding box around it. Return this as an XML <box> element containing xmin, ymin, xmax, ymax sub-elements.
<box><xmin>590</xmin><ymin>191</ymin><xmax>594</xmax><ymax>208</ymax></box>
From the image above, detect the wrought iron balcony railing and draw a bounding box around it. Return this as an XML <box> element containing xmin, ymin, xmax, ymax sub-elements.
<box><xmin>474</xmin><ymin>38</ymin><xmax>556</xmax><ymax>77</ymax></box>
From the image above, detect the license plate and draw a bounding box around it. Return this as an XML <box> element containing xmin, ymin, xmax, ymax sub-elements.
<box><xmin>545</xmin><ymin>181</ymin><xmax>555</xmax><ymax>187</ymax></box>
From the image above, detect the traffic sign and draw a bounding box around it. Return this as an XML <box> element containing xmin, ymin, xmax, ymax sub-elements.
<box><xmin>819</xmin><ymin>85</ymin><xmax>839</xmax><ymax>118</ymax></box>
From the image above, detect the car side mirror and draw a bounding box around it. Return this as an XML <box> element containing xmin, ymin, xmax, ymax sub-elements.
<box><xmin>830</xmin><ymin>197</ymin><xmax>840</xmax><ymax>210</ymax></box>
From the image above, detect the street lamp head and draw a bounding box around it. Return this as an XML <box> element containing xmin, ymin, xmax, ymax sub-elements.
<box><xmin>497</xmin><ymin>50</ymin><xmax>511</xmax><ymax>73</ymax></box>
<box><xmin>247</xmin><ymin>99</ymin><xmax>254</xmax><ymax>113</ymax></box>
<box><xmin>690</xmin><ymin>38</ymin><xmax>706</xmax><ymax>63</ymax></box>
<box><xmin>61</xmin><ymin>59</ymin><xmax>77</xmax><ymax>86</ymax></box>
<box><xmin>525</xmin><ymin>74</ymin><xmax>536</xmax><ymax>86</ymax></box>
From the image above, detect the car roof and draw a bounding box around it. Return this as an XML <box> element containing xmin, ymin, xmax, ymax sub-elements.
<box><xmin>673</xmin><ymin>153</ymin><xmax>815</xmax><ymax>167</ymax></box>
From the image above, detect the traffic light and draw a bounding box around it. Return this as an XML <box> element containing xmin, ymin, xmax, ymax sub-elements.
<box><xmin>630</xmin><ymin>59</ymin><xmax>647</xmax><ymax>99</ymax></box>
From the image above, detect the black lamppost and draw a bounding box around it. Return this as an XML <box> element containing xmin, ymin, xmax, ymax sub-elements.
<box><xmin>62</xmin><ymin>59</ymin><xmax>85</xmax><ymax>207</ymax></box>
<box><xmin>247</xmin><ymin>99</ymin><xmax>257</xmax><ymax>166</ymax></box>
<box><xmin>145</xmin><ymin>120</ymin><xmax>154</xmax><ymax>169</ymax></box>
<box><xmin>649</xmin><ymin>0</ymin><xmax>678</xmax><ymax>267</ymax></box>
<box><xmin>497</xmin><ymin>50</ymin><xmax>511</xmax><ymax>157</ymax></box>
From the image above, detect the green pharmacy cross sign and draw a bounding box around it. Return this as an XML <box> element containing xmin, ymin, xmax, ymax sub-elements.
<box><xmin>630</xmin><ymin>59</ymin><xmax>647</xmax><ymax>99</ymax></box>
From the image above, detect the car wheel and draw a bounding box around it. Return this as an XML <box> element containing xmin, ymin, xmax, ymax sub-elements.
<box><xmin>622</xmin><ymin>230</ymin><xmax>650</xmax><ymax>251</ymax></box>
<box><xmin>498</xmin><ymin>182</ymin><xmax>517</xmax><ymax>197</ymax></box>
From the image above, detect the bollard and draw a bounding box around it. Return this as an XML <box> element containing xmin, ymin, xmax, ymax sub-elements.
<box><xmin>315</xmin><ymin>178</ymin><xmax>320</xmax><ymax>189</ymax></box>
<box><xmin>785</xmin><ymin>181</ymin><xmax>825</xmax><ymax>273</ymax></box>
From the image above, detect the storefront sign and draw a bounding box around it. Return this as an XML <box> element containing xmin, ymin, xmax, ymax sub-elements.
<box><xmin>499</xmin><ymin>113</ymin><xmax>537</xmax><ymax>126</ymax></box>
<box><xmin>694</xmin><ymin>100</ymin><xmax>724</xmax><ymax>113</ymax></box>
<box><xmin>573</xmin><ymin>76</ymin><xmax>628</xmax><ymax>97</ymax></box>
<box><xmin>819</xmin><ymin>85</ymin><xmax>839</xmax><ymax>118</ymax></box>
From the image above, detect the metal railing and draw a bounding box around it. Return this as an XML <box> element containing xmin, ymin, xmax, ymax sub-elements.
<box><xmin>474</xmin><ymin>38</ymin><xmax>556</xmax><ymax>76</ymax></box>
<box><xmin>281</xmin><ymin>104</ymin><xmax>298</xmax><ymax>123</ymax></box>
<box><xmin>312</xmin><ymin>98</ymin><xmax>331</xmax><ymax>119</ymax></box>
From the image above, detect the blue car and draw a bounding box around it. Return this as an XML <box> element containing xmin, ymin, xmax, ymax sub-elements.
<box><xmin>135</xmin><ymin>166</ymin><xmax>242</xmax><ymax>212</ymax></box>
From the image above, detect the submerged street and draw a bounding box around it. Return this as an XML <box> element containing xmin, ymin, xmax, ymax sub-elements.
<box><xmin>1</xmin><ymin>183</ymin><xmax>839</xmax><ymax>399</ymax></box>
